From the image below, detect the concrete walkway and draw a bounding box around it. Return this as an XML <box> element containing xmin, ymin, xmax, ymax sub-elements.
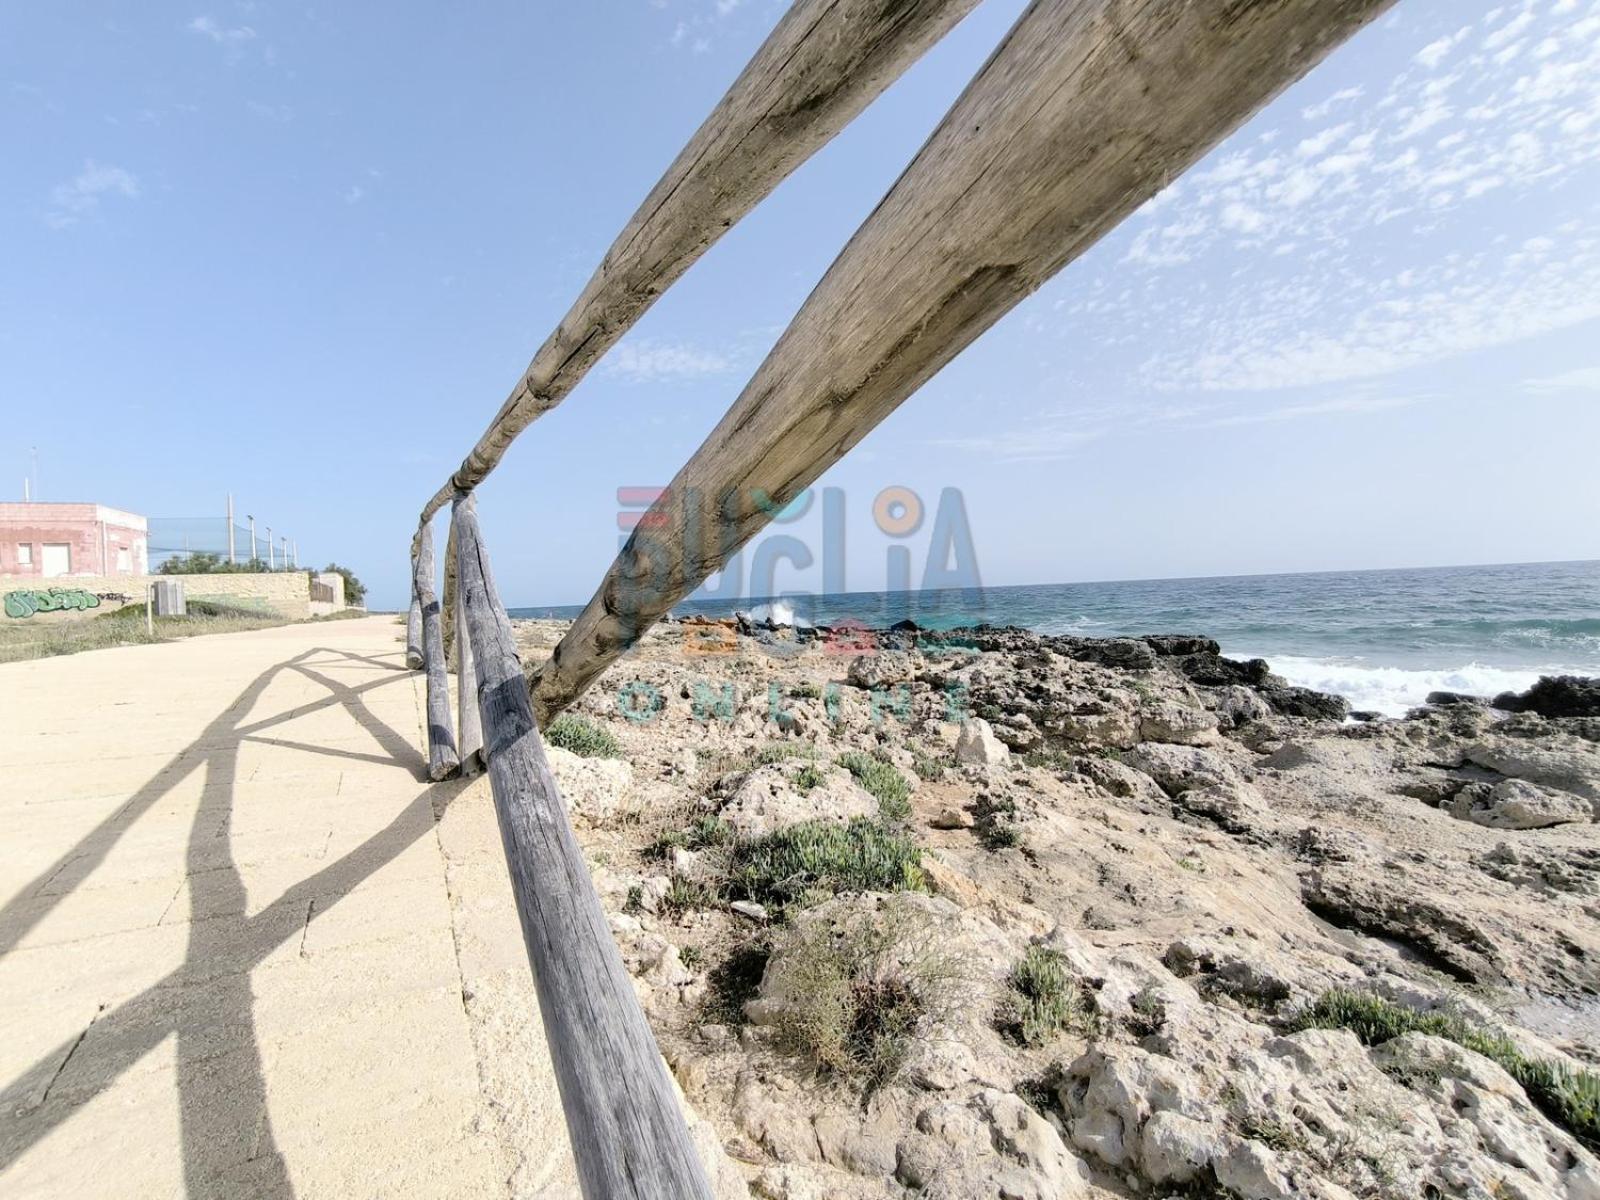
<box><xmin>0</xmin><ymin>616</ymin><xmax>577</xmax><ymax>1198</ymax></box>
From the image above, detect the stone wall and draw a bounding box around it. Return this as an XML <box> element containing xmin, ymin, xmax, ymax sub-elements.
<box><xmin>1</xmin><ymin>571</ymin><xmax>312</xmax><ymax>621</ymax></box>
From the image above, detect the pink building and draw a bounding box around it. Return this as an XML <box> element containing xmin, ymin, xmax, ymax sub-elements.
<box><xmin>0</xmin><ymin>503</ymin><xmax>149</xmax><ymax>578</ymax></box>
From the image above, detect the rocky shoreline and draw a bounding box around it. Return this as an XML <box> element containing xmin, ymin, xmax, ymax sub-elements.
<box><xmin>513</xmin><ymin>615</ymin><xmax>1600</xmax><ymax>1200</ymax></box>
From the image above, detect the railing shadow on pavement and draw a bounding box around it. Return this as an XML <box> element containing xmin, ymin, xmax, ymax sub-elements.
<box><xmin>0</xmin><ymin>645</ymin><xmax>471</xmax><ymax>1197</ymax></box>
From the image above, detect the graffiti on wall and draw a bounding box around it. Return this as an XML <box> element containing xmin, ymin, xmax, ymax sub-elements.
<box><xmin>3</xmin><ymin>588</ymin><xmax>128</xmax><ymax>618</ymax></box>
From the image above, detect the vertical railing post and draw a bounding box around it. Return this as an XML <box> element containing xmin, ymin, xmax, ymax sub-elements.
<box><xmin>405</xmin><ymin>582</ymin><xmax>423</xmax><ymax>669</ymax></box>
<box><xmin>452</xmin><ymin>498</ymin><xmax>484</xmax><ymax>775</ymax></box>
<box><xmin>414</xmin><ymin>522</ymin><xmax>460</xmax><ymax>781</ymax></box>
<box><xmin>452</xmin><ymin>495</ymin><xmax>713</xmax><ymax>1200</ymax></box>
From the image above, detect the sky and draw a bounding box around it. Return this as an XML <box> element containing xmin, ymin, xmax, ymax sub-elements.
<box><xmin>4</xmin><ymin>0</ymin><xmax>1599</xmax><ymax>611</ymax></box>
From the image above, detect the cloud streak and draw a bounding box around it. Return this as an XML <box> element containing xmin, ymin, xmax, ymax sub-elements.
<box><xmin>46</xmin><ymin>160</ymin><xmax>139</xmax><ymax>229</ymax></box>
<box><xmin>602</xmin><ymin>338</ymin><xmax>734</xmax><ymax>383</ymax></box>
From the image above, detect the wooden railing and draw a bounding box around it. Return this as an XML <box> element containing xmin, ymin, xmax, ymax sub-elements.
<box><xmin>402</xmin><ymin>1</ymin><xmax>1396</xmax><ymax>1195</ymax></box>
<box><xmin>418</xmin><ymin>495</ymin><xmax>713</xmax><ymax>1198</ymax></box>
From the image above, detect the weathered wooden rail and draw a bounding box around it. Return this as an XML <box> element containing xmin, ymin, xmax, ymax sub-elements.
<box><xmin>450</xmin><ymin>495</ymin><xmax>709</xmax><ymax>1196</ymax></box>
<box><xmin>404</xmin><ymin>0</ymin><xmax>1396</xmax><ymax>1194</ymax></box>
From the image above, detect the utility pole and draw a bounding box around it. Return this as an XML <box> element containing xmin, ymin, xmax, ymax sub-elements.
<box><xmin>247</xmin><ymin>515</ymin><xmax>256</xmax><ymax>563</ymax></box>
<box><xmin>292</xmin><ymin>538</ymin><xmax>299</xmax><ymax>569</ymax></box>
<box><xmin>281</xmin><ymin>535</ymin><xmax>289</xmax><ymax>570</ymax></box>
<box><xmin>266</xmin><ymin>526</ymin><xmax>275</xmax><ymax>569</ymax></box>
<box><xmin>227</xmin><ymin>494</ymin><xmax>236</xmax><ymax>564</ymax></box>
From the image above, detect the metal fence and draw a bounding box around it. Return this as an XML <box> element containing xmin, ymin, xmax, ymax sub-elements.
<box><xmin>147</xmin><ymin>517</ymin><xmax>303</xmax><ymax>572</ymax></box>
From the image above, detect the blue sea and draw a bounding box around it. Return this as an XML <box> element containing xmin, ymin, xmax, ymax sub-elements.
<box><xmin>510</xmin><ymin>559</ymin><xmax>1600</xmax><ymax>717</ymax></box>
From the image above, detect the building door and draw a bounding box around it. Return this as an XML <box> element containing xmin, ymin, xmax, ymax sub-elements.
<box><xmin>41</xmin><ymin>543</ymin><xmax>71</xmax><ymax>577</ymax></box>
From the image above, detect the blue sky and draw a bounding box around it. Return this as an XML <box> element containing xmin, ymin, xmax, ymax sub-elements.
<box><xmin>5</xmin><ymin>0</ymin><xmax>1598</xmax><ymax>611</ymax></box>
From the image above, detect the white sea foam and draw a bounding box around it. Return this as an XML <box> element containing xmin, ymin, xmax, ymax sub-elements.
<box><xmin>745</xmin><ymin>600</ymin><xmax>796</xmax><ymax>627</ymax></box>
<box><xmin>1239</xmin><ymin>655</ymin><xmax>1585</xmax><ymax>718</ymax></box>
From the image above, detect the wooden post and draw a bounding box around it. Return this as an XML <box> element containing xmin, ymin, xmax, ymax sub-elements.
<box><xmin>528</xmin><ymin>0</ymin><xmax>1395</xmax><ymax>724</ymax></box>
<box><xmin>414</xmin><ymin>523</ymin><xmax>460</xmax><ymax>781</ymax></box>
<box><xmin>452</xmin><ymin>498</ymin><xmax>712</xmax><ymax>1199</ymax></box>
<box><xmin>440</xmin><ymin>519</ymin><xmax>459</xmax><ymax>664</ymax></box>
<box><xmin>411</xmin><ymin>0</ymin><xmax>980</xmax><ymax>550</ymax></box>
<box><xmin>453</xmin><ymin>500</ymin><xmax>484</xmax><ymax>774</ymax></box>
<box><xmin>405</xmin><ymin>589</ymin><xmax>424</xmax><ymax>670</ymax></box>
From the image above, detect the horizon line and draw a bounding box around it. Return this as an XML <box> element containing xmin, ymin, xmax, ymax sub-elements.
<box><xmin>503</xmin><ymin>555</ymin><xmax>1600</xmax><ymax>613</ymax></box>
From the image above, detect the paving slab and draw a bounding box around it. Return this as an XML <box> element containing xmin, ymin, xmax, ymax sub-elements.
<box><xmin>0</xmin><ymin>616</ymin><xmax>577</xmax><ymax>1198</ymax></box>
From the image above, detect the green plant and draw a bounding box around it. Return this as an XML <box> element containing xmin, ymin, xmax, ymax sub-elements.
<box><xmin>680</xmin><ymin>945</ymin><xmax>704</xmax><ymax>970</ymax></box>
<box><xmin>764</xmin><ymin>897</ymin><xmax>971</xmax><ymax>1092</ymax></box>
<box><xmin>1000</xmin><ymin>947</ymin><xmax>1088</xmax><ymax>1046</ymax></box>
<box><xmin>788</xmin><ymin>682</ymin><xmax>822</xmax><ymax>700</ymax></box>
<box><xmin>1127</xmin><ymin>987</ymin><xmax>1167</xmax><ymax>1038</ymax></box>
<box><xmin>909</xmin><ymin>749</ymin><xmax>947</xmax><ymax>782</ymax></box>
<box><xmin>1287</xmin><ymin>989</ymin><xmax>1600</xmax><ymax>1150</ymax></box>
<box><xmin>1019</xmin><ymin>747</ymin><xmax>1078</xmax><ymax>772</ymax></box>
<box><xmin>662</xmin><ymin>873</ymin><xmax>719</xmax><ymax>916</ymax></box>
<box><xmin>725</xmin><ymin>819</ymin><xmax>925</xmax><ymax>915</ymax></box>
<box><xmin>624</xmin><ymin>884</ymin><xmax>645</xmax><ymax>914</ymax></box>
<box><xmin>975</xmin><ymin>793</ymin><xmax>1022</xmax><ymax>850</ymax></box>
<box><xmin>750</xmin><ymin>743</ymin><xmax>809</xmax><ymax>766</ymax></box>
<box><xmin>647</xmin><ymin>815</ymin><xmax>734</xmax><ymax>860</ymax></box>
<box><xmin>544</xmin><ymin>713</ymin><xmax>622</xmax><ymax>759</ymax></box>
<box><xmin>836</xmin><ymin>751</ymin><xmax>911</xmax><ymax>824</ymax></box>
<box><xmin>794</xmin><ymin>763</ymin><xmax>826</xmax><ymax>792</ymax></box>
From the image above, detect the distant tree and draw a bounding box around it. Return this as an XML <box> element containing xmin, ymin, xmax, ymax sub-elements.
<box><xmin>320</xmin><ymin>563</ymin><xmax>367</xmax><ymax>606</ymax></box>
<box><xmin>158</xmin><ymin>552</ymin><xmax>296</xmax><ymax>575</ymax></box>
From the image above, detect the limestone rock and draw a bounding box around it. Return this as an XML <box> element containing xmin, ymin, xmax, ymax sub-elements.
<box><xmin>1446</xmin><ymin>778</ymin><xmax>1593</xmax><ymax>829</ymax></box>
<box><xmin>1139</xmin><ymin>699</ymin><xmax>1221</xmax><ymax>745</ymax></box>
<box><xmin>546</xmin><ymin>745</ymin><xmax>634</xmax><ymax>822</ymax></box>
<box><xmin>955</xmin><ymin>718</ymin><xmax>1011</xmax><ymax>767</ymax></box>
<box><xmin>718</xmin><ymin>763</ymin><xmax>876</xmax><ymax>837</ymax></box>
<box><xmin>845</xmin><ymin>651</ymin><xmax>915</xmax><ymax>690</ymax></box>
<box><xmin>1211</xmin><ymin>684</ymin><xmax>1272</xmax><ymax>728</ymax></box>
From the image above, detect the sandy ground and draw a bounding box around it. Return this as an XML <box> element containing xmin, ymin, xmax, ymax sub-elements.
<box><xmin>0</xmin><ymin>616</ymin><xmax>578</xmax><ymax>1199</ymax></box>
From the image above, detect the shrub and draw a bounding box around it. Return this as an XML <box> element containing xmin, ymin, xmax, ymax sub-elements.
<box><xmin>1287</xmin><ymin>989</ymin><xmax>1600</xmax><ymax>1150</ymax></box>
<box><xmin>836</xmin><ymin>751</ymin><xmax>911</xmax><ymax>824</ymax></box>
<box><xmin>750</xmin><ymin>743</ymin><xmax>809</xmax><ymax>766</ymax></box>
<box><xmin>765</xmin><ymin>897</ymin><xmax>970</xmax><ymax>1090</ymax></box>
<box><xmin>544</xmin><ymin>714</ymin><xmax>621</xmax><ymax>759</ymax></box>
<box><xmin>1000</xmin><ymin>947</ymin><xmax>1087</xmax><ymax>1046</ymax></box>
<box><xmin>788</xmin><ymin>682</ymin><xmax>822</xmax><ymax>700</ymax></box>
<box><xmin>909</xmin><ymin>749</ymin><xmax>947</xmax><ymax>781</ymax></box>
<box><xmin>649</xmin><ymin>815</ymin><xmax>735</xmax><ymax>859</ymax></box>
<box><xmin>794</xmin><ymin>763</ymin><xmax>826</xmax><ymax>792</ymax></box>
<box><xmin>726</xmin><ymin>819</ymin><xmax>925</xmax><ymax>914</ymax></box>
<box><xmin>975</xmin><ymin>793</ymin><xmax>1023</xmax><ymax>850</ymax></box>
<box><xmin>661</xmin><ymin>873</ymin><xmax>718</xmax><ymax>916</ymax></box>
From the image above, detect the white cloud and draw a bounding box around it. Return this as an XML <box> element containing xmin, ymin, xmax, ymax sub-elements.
<box><xmin>46</xmin><ymin>160</ymin><xmax>139</xmax><ymax>229</ymax></box>
<box><xmin>929</xmin><ymin>425</ymin><xmax>1100</xmax><ymax>463</ymax></box>
<box><xmin>1070</xmin><ymin>2</ymin><xmax>1600</xmax><ymax>394</ymax></box>
<box><xmin>1303</xmin><ymin>86</ymin><xmax>1364</xmax><ymax>121</ymax></box>
<box><xmin>1415</xmin><ymin>25</ymin><xmax>1471</xmax><ymax>68</ymax></box>
<box><xmin>187</xmin><ymin>15</ymin><xmax>257</xmax><ymax>45</ymax></box>
<box><xmin>603</xmin><ymin>338</ymin><xmax>732</xmax><ymax>382</ymax></box>
<box><xmin>342</xmin><ymin>184</ymin><xmax>365</xmax><ymax>204</ymax></box>
<box><xmin>1204</xmin><ymin>394</ymin><xmax>1430</xmax><ymax>426</ymax></box>
<box><xmin>1221</xmin><ymin>201</ymin><xmax>1266</xmax><ymax>234</ymax></box>
<box><xmin>1523</xmin><ymin>366</ymin><xmax>1600</xmax><ymax>393</ymax></box>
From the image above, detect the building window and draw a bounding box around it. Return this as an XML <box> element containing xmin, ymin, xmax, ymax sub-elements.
<box><xmin>41</xmin><ymin>543</ymin><xmax>71</xmax><ymax>578</ymax></box>
<box><xmin>16</xmin><ymin>543</ymin><xmax>31</xmax><ymax>566</ymax></box>
<box><xmin>117</xmin><ymin>547</ymin><xmax>131</xmax><ymax>573</ymax></box>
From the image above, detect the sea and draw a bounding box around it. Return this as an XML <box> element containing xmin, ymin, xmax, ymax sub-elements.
<box><xmin>509</xmin><ymin>559</ymin><xmax>1600</xmax><ymax>718</ymax></box>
